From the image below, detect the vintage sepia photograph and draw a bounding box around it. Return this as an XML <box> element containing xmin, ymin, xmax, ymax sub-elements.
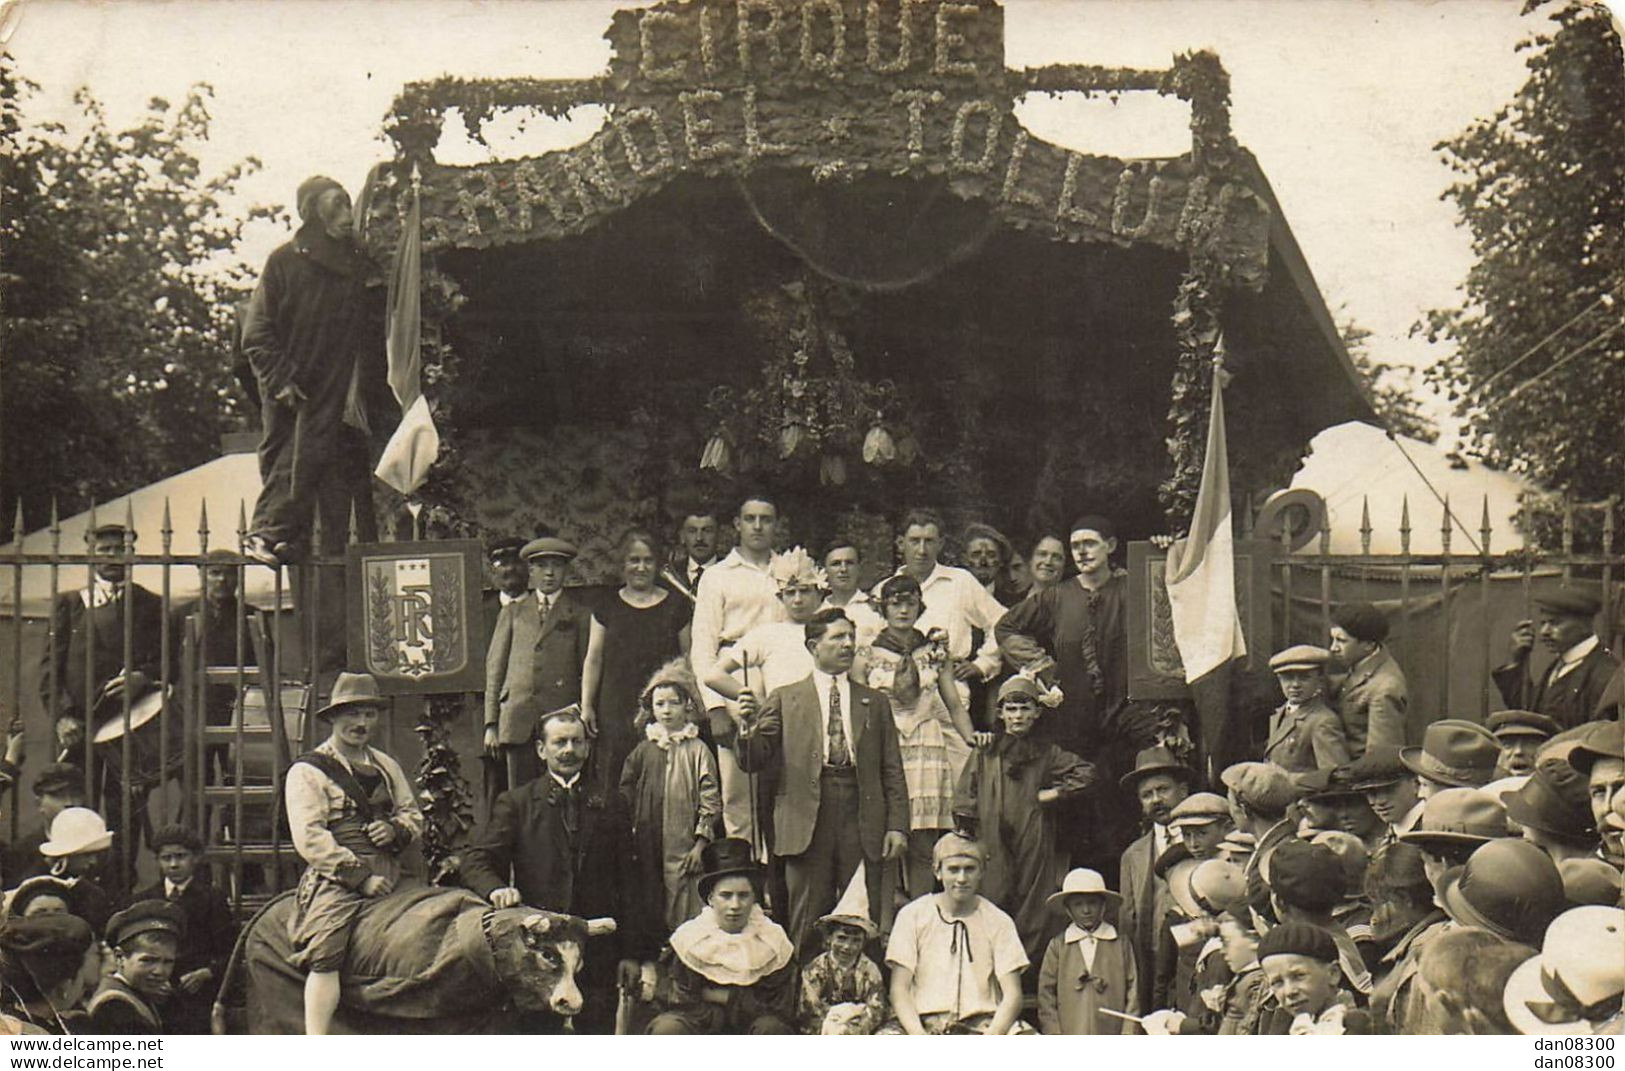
<box><xmin>0</xmin><ymin>0</ymin><xmax>1620</xmax><ymax>1041</ymax></box>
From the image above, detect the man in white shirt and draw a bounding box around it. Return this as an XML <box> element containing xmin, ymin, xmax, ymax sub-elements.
<box><xmin>691</xmin><ymin>494</ymin><xmax>787</xmax><ymax>845</ymax></box>
<box><xmin>736</xmin><ymin>609</ymin><xmax>908</xmax><ymax>953</ymax></box>
<box><xmin>874</xmin><ymin>509</ymin><xmax>1003</xmax><ymax>708</ymax></box>
<box><xmin>820</xmin><ymin>538</ymin><xmax>882</xmax><ymax>644</ymax></box>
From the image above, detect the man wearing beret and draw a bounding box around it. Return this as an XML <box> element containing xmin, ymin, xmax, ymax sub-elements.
<box><xmin>241</xmin><ymin>176</ymin><xmax>383</xmax><ymax>568</ymax></box>
<box><xmin>1327</xmin><ymin>602</ymin><xmax>1408</xmax><ymax>756</ymax></box>
<box><xmin>483</xmin><ymin>536</ymin><xmax>592</xmax><ymax>790</ymax></box>
<box><xmin>88</xmin><ymin>900</ymin><xmax>185</xmax><ymax>1034</ymax></box>
<box><xmin>1492</xmin><ymin>585</ymin><xmax>1619</xmax><ymax>731</ymax></box>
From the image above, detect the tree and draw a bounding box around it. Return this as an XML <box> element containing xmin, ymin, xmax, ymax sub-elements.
<box><xmin>1421</xmin><ymin>1</ymin><xmax>1624</xmax><ymax>522</ymax></box>
<box><xmin>1338</xmin><ymin>313</ymin><xmax>1439</xmax><ymax>444</ymax></box>
<box><xmin>0</xmin><ymin>58</ymin><xmax>277</xmax><ymax>528</ymax></box>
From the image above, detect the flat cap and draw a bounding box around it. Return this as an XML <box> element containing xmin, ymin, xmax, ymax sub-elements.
<box><xmin>1488</xmin><ymin>710</ymin><xmax>1561</xmax><ymax>741</ymax></box>
<box><xmin>1533</xmin><ymin>585</ymin><xmax>1602</xmax><ymax>618</ymax></box>
<box><xmin>1342</xmin><ymin>745</ymin><xmax>1413</xmax><ymax>790</ymax></box>
<box><xmin>1269</xmin><ymin>644</ymin><xmax>1331</xmax><ymax>673</ymax></box>
<box><xmin>521</xmin><ymin>536</ymin><xmax>577</xmax><ymax>561</ymax></box>
<box><xmin>1221</xmin><ymin>761</ymin><xmax>1296</xmax><ymax>816</ymax></box>
<box><xmin>1566</xmin><ymin>720</ymin><xmax>1623</xmax><ymax>777</ymax></box>
<box><xmin>1168</xmin><ymin>792</ymin><xmax>1232</xmax><ymax>829</ymax></box>
<box><xmin>106</xmin><ymin>899</ymin><xmax>185</xmax><ymax>948</ymax></box>
<box><xmin>31</xmin><ymin>763</ymin><xmax>83</xmax><ymax>798</ymax></box>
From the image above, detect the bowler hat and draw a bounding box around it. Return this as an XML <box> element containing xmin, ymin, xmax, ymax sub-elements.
<box><xmin>1269</xmin><ymin>645</ymin><xmax>1331</xmax><ymax>674</ymax></box>
<box><xmin>1504</xmin><ymin>769</ymin><xmax>1598</xmax><ymax>844</ymax></box>
<box><xmin>1045</xmin><ymin>868</ymin><xmax>1122</xmax><ymax>914</ymax></box>
<box><xmin>1399</xmin><ymin>719</ymin><xmax>1500</xmax><ymax>787</ymax></box>
<box><xmin>1121</xmin><ymin>746</ymin><xmax>1195</xmax><ymax>792</ymax></box>
<box><xmin>1343</xmin><ymin>746</ymin><xmax>1413</xmax><ymax>791</ymax></box>
<box><xmin>1439</xmin><ymin>838</ymin><xmax>1566</xmax><ymax>947</ymax></box>
<box><xmin>1397</xmin><ymin>788</ymin><xmax>1508</xmax><ymax>851</ymax></box>
<box><xmin>1533</xmin><ymin>585</ymin><xmax>1603</xmax><ymax>619</ymax></box>
<box><xmin>1503</xmin><ymin>906</ymin><xmax>1624</xmax><ymax>1035</ymax></box>
<box><xmin>1331</xmin><ymin>603</ymin><xmax>1389</xmax><ymax>645</ymax></box>
<box><xmin>1257</xmin><ymin>921</ymin><xmax>1339</xmax><ymax>964</ymax></box>
<box><xmin>521</xmin><ymin>536</ymin><xmax>577</xmax><ymax>562</ymax></box>
<box><xmin>1565</xmin><ymin>720</ymin><xmax>1624</xmax><ymax>777</ymax></box>
<box><xmin>1490</xmin><ymin>710</ymin><xmax>1561</xmax><ymax>741</ymax></box>
<box><xmin>1221</xmin><ymin>761</ymin><xmax>1296</xmax><ymax>816</ymax></box>
<box><xmin>696</xmin><ymin>838</ymin><xmax>761</xmax><ymax>901</ymax></box>
<box><xmin>106</xmin><ymin>899</ymin><xmax>186</xmax><ymax>949</ymax></box>
<box><xmin>40</xmin><ymin>808</ymin><xmax>112</xmax><ymax>857</ymax></box>
<box><xmin>1558</xmin><ymin>859</ymin><xmax>1622</xmax><ymax>907</ymax></box>
<box><xmin>1265</xmin><ymin>839</ymin><xmax>1344</xmax><ymax>913</ymax></box>
<box><xmin>315</xmin><ymin>671</ymin><xmax>386</xmax><ymax>720</ymax></box>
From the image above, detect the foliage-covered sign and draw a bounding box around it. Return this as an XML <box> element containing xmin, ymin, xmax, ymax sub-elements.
<box><xmin>346</xmin><ymin>540</ymin><xmax>485</xmax><ymax>694</ymax></box>
<box><xmin>1126</xmin><ymin>539</ymin><xmax>1274</xmax><ymax>700</ymax></box>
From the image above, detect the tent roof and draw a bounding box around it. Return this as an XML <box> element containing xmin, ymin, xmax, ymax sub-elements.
<box><xmin>0</xmin><ymin>451</ymin><xmax>282</xmax><ymax>619</ymax></box>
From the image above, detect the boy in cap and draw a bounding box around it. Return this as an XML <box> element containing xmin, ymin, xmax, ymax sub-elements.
<box><xmin>953</xmin><ymin>675</ymin><xmax>1096</xmax><ymax>961</ymax></box>
<box><xmin>799</xmin><ymin>867</ymin><xmax>887</xmax><ymax>1034</ymax></box>
<box><xmin>1400</xmin><ymin>719</ymin><xmax>1501</xmax><ymax>799</ymax></box>
<box><xmin>484</xmin><ymin>535</ymin><xmax>591</xmax><ymax>790</ymax></box>
<box><xmin>285</xmin><ymin>672</ymin><xmax>423</xmax><ymax>1035</ymax></box>
<box><xmin>1149</xmin><ymin>794</ymin><xmax>1232</xmax><ymax>1013</ymax></box>
<box><xmin>1265</xmin><ymin>646</ymin><xmax>1351</xmax><ymax>777</ymax></box>
<box><xmin>1141</xmin><ymin>859</ymin><xmax>1254</xmax><ymax>1035</ymax></box>
<box><xmin>125</xmin><ymin>826</ymin><xmax>236</xmax><ymax>1033</ymax></box>
<box><xmin>1328</xmin><ymin>602</ymin><xmax>1408</xmax><ymax>756</ymax></box>
<box><xmin>881</xmin><ymin>833</ymin><xmax>1029</xmax><ymax>1034</ymax></box>
<box><xmin>1345</xmin><ymin>746</ymin><xmax>1423</xmax><ymax>846</ymax></box>
<box><xmin>1489</xmin><ymin>710</ymin><xmax>1560</xmax><ymax>777</ymax></box>
<box><xmin>1037</xmin><ymin>868</ymin><xmax>1138</xmax><ymax>1034</ymax></box>
<box><xmin>1254</xmin><ymin>922</ymin><xmax>1372</xmax><ymax>1034</ymax></box>
<box><xmin>1493</xmin><ymin>585</ymin><xmax>1619</xmax><ymax>730</ymax></box>
<box><xmin>1264</xmin><ymin>839</ymin><xmax>1372</xmax><ymax>997</ymax></box>
<box><xmin>87</xmin><ymin>900</ymin><xmax>184</xmax><ymax>1034</ymax></box>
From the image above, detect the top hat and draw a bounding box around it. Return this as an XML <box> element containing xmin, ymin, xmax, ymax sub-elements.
<box><xmin>1397</xmin><ymin>787</ymin><xmax>1508</xmax><ymax>851</ymax></box>
<box><xmin>315</xmin><ymin>672</ymin><xmax>386</xmax><ymax>720</ymax></box>
<box><xmin>1439</xmin><ymin>838</ymin><xmax>1566</xmax><ymax>947</ymax></box>
<box><xmin>40</xmin><ymin>808</ymin><xmax>112</xmax><ymax>857</ymax></box>
<box><xmin>105</xmin><ymin>899</ymin><xmax>186</xmax><ymax>949</ymax></box>
<box><xmin>696</xmin><ymin>838</ymin><xmax>762</xmax><ymax>901</ymax></box>
<box><xmin>521</xmin><ymin>536</ymin><xmax>578</xmax><ymax>562</ymax></box>
<box><xmin>1269</xmin><ymin>645</ymin><xmax>1331</xmax><ymax>673</ymax></box>
<box><xmin>1532</xmin><ymin>585</ymin><xmax>1603</xmax><ymax>619</ymax></box>
<box><xmin>1121</xmin><ymin>746</ymin><xmax>1194</xmax><ymax>792</ymax></box>
<box><xmin>1489</xmin><ymin>710</ymin><xmax>1562</xmax><ymax>741</ymax></box>
<box><xmin>818</xmin><ymin>862</ymin><xmax>878</xmax><ymax>938</ymax></box>
<box><xmin>1399</xmin><ymin>719</ymin><xmax>1500</xmax><ymax>787</ymax></box>
<box><xmin>1045</xmin><ymin>868</ymin><xmax>1122</xmax><ymax>914</ymax></box>
<box><xmin>1503</xmin><ymin>906</ymin><xmax>1625</xmax><ymax>1035</ymax></box>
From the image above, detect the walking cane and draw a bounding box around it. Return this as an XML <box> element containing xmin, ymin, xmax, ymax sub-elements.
<box><xmin>742</xmin><ymin>658</ymin><xmax>763</xmax><ymax>864</ymax></box>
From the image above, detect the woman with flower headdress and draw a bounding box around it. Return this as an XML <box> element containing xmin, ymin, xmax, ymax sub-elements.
<box><xmin>619</xmin><ymin>659</ymin><xmax>721</xmax><ymax>953</ymax></box>
<box><xmin>853</xmin><ymin>573</ymin><xmax>989</xmax><ymax>900</ymax></box>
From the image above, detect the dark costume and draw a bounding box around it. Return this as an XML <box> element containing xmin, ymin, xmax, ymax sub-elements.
<box><xmin>619</xmin><ymin>724</ymin><xmax>720</xmax><ymax>955</ymax></box>
<box><xmin>951</xmin><ymin>735</ymin><xmax>1096</xmax><ymax>960</ymax></box>
<box><xmin>125</xmin><ymin>877</ymin><xmax>237</xmax><ymax>1033</ymax></box>
<box><xmin>40</xmin><ymin>583</ymin><xmax>166</xmax><ymax>724</ymax></box>
<box><xmin>85</xmin><ymin>974</ymin><xmax>164</xmax><ymax>1034</ymax></box>
<box><xmin>590</xmin><ymin>593</ymin><xmax>690</xmax><ymax>799</ymax></box>
<box><xmin>648</xmin><ymin>905</ymin><xmax>797</xmax><ymax>1034</ymax></box>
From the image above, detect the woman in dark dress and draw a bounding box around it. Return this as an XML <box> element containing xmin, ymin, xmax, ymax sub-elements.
<box><xmin>582</xmin><ymin>528</ymin><xmax>692</xmax><ymax>799</ymax></box>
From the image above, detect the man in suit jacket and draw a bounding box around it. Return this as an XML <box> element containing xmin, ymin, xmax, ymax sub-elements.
<box><xmin>1492</xmin><ymin>586</ymin><xmax>1619</xmax><ymax>731</ymax></box>
<box><xmin>476</xmin><ymin>537</ymin><xmax>531</xmax><ymax>812</ymax></box>
<box><xmin>1328</xmin><ymin>602</ymin><xmax>1409</xmax><ymax>755</ymax></box>
<box><xmin>1264</xmin><ymin>646</ymin><xmax>1351</xmax><ymax>779</ymax></box>
<box><xmin>462</xmin><ymin>706</ymin><xmax>628</xmax><ymax>1031</ymax></box>
<box><xmin>736</xmin><ymin>608</ymin><xmax>909</xmax><ymax>954</ymax></box>
<box><xmin>127</xmin><ymin>826</ymin><xmax>237</xmax><ymax>1034</ymax></box>
<box><xmin>1116</xmin><ymin>747</ymin><xmax>1192</xmax><ymax>1013</ymax></box>
<box><xmin>484</xmin><ymin>536</ymin><xmax>592</xmax><ymax>790</ymax></box>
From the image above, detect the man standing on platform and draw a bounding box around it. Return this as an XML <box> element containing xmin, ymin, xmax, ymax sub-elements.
<box><xmin>477</xmin><ymin>537</ymin><xmax>529</xmax><ymax>810</ymax></box>
<box><xmin>692</xmin><ymin>494</ymin><xmax>786</xmax><ymax>847</ymax></box>
<box><xmin>241</xmin><ymin>176</ymin><xmax>382</xmax><ymax>568</ymax></box>
<box><xmin>1328</xmin><ymin>602</ymin><xmax>1408</xmax><ymax>755</ymax></box>
<box><xmin>735</xmin><ymin>609</ymin><xmax>908</xmax><ymax>953</ymax></box>
<box><xmin>483</xmin><ymin>536</ymin><xmax>591</xmax><ymax>790</ymax></box>
<box><xmin>1492</xmin><ymin>586</ymin><xmax>1618</xmax><ymax>730</ymax></box>
<box><xmin>662</xmin><ymin>505</ymin><xmax>720</xmax><ymax>604</ymax></box>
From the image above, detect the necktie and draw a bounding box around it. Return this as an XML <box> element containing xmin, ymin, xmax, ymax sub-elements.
<box><xmin>827</xmin><ymin>682</ymin><xmax>850</xmax><ymax>766</ymax></box>
<box><xmin>691</xmin><ymin>563</ymin><xmax>704</xmax><ymax>590</ymax></box>
<box><xmin>167</xmin><ymin>884</ymin><xmax>182</xmax><ymax>902</ymax></box>
<box><xmin>540</xmin><ymin>593</ymin><xmax>552</xmax><ymax>619</ymax></box>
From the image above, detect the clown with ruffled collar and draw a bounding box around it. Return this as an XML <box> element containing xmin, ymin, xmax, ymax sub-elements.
<box><xmin>647</xmin><ymin>839</ymin><xmax>798</xmax><ymax>1035</ymax></box>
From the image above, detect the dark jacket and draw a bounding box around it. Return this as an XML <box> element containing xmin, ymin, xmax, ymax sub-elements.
<box><xmin>40</xmin><ymin>585</ymin><xmax>166</xmax><ymax>719</ymax></box>
<box><xmin>85</xmin><ymin>975</ymin><xmax>163</xmax><ymax>1034</ymax></box>
<box><xmin>127</xmin><ymin>878</ymin><xmax>237</xmax><ymax>981</ymax></box>
<box><xmin>484</xmin><ymin>590</ymin><xmax>594</xmax><ymax>746</ymax></box>
<box><xmin>461</xmin><ymin>773</ymin><xmax>630</xmax><ymax>924</ymax></box>
<box><xmin>1492</xmin><ymin>641</ymin><xmax>1620</xmax><ymax>732</ymax></box>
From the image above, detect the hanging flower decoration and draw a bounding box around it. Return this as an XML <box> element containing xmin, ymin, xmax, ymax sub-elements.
<box><xmin>703</xmin><ymin>276</ymin><xmax>913</xmax><ymax>480</ymax></box>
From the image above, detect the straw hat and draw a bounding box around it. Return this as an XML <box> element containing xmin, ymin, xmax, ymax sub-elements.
<box><xmin>1503</xmin><ymin>907</ymin><xmax>1624</xmax><ymax>1035</ymax></box>
<box><xmin>40</xmin><ymin>808</ymin><xmax>112</xmax><ymax>857</ymax></box>
<box><xmin>1045</xmin><ymin>868</ymin><xmax>1121</xmax><ymax>914</ymax></box>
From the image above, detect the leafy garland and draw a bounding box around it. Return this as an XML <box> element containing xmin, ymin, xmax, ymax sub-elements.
<box><xmin>414</xmin><ymin>694</ymin><xmax>476</xmax><ymax>884</ymax></box>
<box><xmin>386</xmin><ymin>77</ymin><xmax>610</xmax><ymax>161</ymax></box>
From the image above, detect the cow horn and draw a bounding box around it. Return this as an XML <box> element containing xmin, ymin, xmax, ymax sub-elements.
<box><xmin>585</xmin><ymin>918</ymin><xmax>617</xmax><ymax>937</ymax></box>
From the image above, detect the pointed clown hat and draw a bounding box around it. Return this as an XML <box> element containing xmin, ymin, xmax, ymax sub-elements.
<box><xmin>818</xmin><ymin>862</ymin><xmax>878</xmax><ymax>939</ymax></box>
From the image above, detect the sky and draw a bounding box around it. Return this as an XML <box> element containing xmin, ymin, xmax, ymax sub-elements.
<box><xmin>2</xmin><ymin>0</ymin><xmax>1578</xmax><ymax>435</ymax></box>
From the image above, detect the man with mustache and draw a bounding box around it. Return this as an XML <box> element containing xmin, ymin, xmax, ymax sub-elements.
<box><xmin>1118</xmin><ymin>747</ymin><xmax>1194</xmax><ymax>1012</ymax></box>
<box><xmin>1492</xmin><ymin>586</ymin><xmax>1619</xmax><ymax>731</ymax></box>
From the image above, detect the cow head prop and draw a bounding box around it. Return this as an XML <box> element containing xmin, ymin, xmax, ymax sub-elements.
<box><xmin>488</xmin><ymin>909</ymin><xmax>616</xmax><ymax>1018</ymax></box>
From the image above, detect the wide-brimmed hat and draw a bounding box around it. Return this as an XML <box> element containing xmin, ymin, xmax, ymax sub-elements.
<box><xmin>40</xmin><ymin>808</ymin><xmax>112</xmax><ymax>857</ymax></box>
<box><xmin>1045</xmin><ymin>868</ymin><xmax>1122</xmax><ymax>914</ymax></box>
<box><xmin>1171</xmin><ymin>859</ymin><xmax>1248</xmax><ymax>920</ymax></box>
<box><xmin>1400</xmin><ymin>719</ymin><xmax>1500</xmax><ymax>787</ymax></box>
<box><xmin>1397</xmin><ymin>788</ymin><xmax>1508</xmax><ymax>851</ymax></box>
<box><xmin>818</xmin><ymin>863</ymin><xmax>878</xmax><ymax>939</ymax></box>
<box><xmin>1503</xmin><ymin>906</ymin><xmax>1623</xmax><ymax>1035</ymax></box>
<box><xmin>1439</xmin><ymin>838</ymin><xmax>1566</xmax><ymax>947</ymax></box>
<box><xmin>315</xmin><ymin>671</ymin><xmax>386</xmax><ymax>720</ymax></box>
<box><xmin>1504</xmin><ymin>769</ymin><xmax>1597</xmax><ymax>843</ymax></box>
<box><xmin>521</xmin><ymin>536</ymin><xmax>578</xmax><ymax>562</ymax></box>
<box><xmin>1269</xmin><ymin>645</ymin><xmax>1331</xmax><ymax>674</ymax></box>
<box><xmin>1489</xmin><ymin>710</ymin><xmax>1561</xmax><ymax>741</ymax></box>
<box><xmin>696</xmin><ymin>838</ymin><xmax>762</xmax><ymax>901</ymax></box>
<box><xmin>1121</xmin><ymin>746</ymin><xmax>1194</xmax><ymax>792</ymax></box>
